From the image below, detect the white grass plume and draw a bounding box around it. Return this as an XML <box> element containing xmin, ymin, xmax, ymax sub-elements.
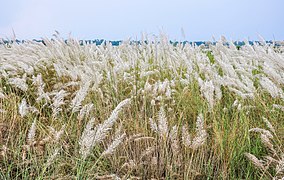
<box><xmin>190</xmin><ymin>114</ymin><xmax>207</xmax><ymax>149</ymax></box>
<box><xmin>19</xmin><ymin>98</ymin><xmax>29</xmax><ymax>117</ymax></box>
<box><xmin>259</xmin><ymin>77</ymin><xmax>283</xmax><ymax>99</ymax></box>
<box><xmin>36</xmin><ymin>88</ymin><xmax>50</xmax><ymax>103</ymax></box>
<box><xmin>19</xmin><ymin>98</ymin><xmax>39</xmax><ymax>117</ymax></box>
<box><xmin>32</xmin><ymin>74</ymin><xmax>50</xmax><ymax>102</ymax></box>
<box><xmin>158</xmin><ymin>106</ymin><xmax>168</xmax><ymax>138</ymax></box>
<box><xmin>93</xmin><ymin>98</ymin><xmax>130</xmax><ymax>144</ymax></box>
<box><xmin>70</xmin><ymin>81</ymin><xmax>91</xmax><ymax>113</ymax></box>
<box><xmin>48</xmin><ymin>125</ymin><xmax>65</xmax><ymax>142</ymax></box>
<box><xmin>79</xmin><ymin>98</ymin><xmax>131</xmax><ymax>159</ymax></box>
<box><xmin>79</xmin><ymin>118</ymin><xmax>96</xmax><ymax>159</ymax></box>
<box><xmin>182</xmin><ymin>114</ymin><xmax>207</xmax><ymax>149</ymax></box>
<box><xmin>46</xmin><ymin>148</ymin><xmax>60</xmax><ymax>167</ymax></box>
<box><xmin>249</xmin><ymin>128</ymin><xmax>273</xmax><ymax>139</ymax></box>
<box><xmin>273</xmin><ymin>104</ymin><xmax>284</xmax><ymax>112</ymax></box>
<box><xmin>27</xmin><ymin>119</ymin><xmax>36</xmax><ymax>145</ymax></box>
<box><xmin>244</xmin><ymin>153</ymin><xmax>265</xmax><ymax>170</ymax></box>
<box><xmin>262</xmin><ymin>117</ymin><xmax>276</xmax><ymax>134</ymax></box>
<box><xmin>149</xmin><ymin>106</ymin><xmax>170</xmax><ymax>138</ymax></box>
<box><xmin>51</xmin><ymin>90</ymin><xmax>69</xmax><ymax>117</ymax></box>
<box><xmin>101</xmin><ymin>133</ymin><xmax>126</xmax><ymax>156</ymax></box>
<box><xmin>260</xmin><ymin>134</ymin><xmax>275</xmax><ymax>153</ymax></box>
<box><xmin>0</xmin><ymin>91</ymin><xmax>5</xmax><ymax>99</ymax></box>
<box><xmin>8</xmin><ymin>76</ymin><xmax>28</xmax><ymax>92</ymax></box>
<box><xmin>169</xmin><ymin>125</ymin><xmax>179</xmax><ymax>154</ymax></box>
<box><xmin>78</xmin><ymin>103</ymin><xmax>94</xmax><ymax>120</ymax></box>
<box><xmin>198</xmin><ymin>79</ymin><xmax>215</xmax><ymax>111</ymax></box>
<box><xmin>149</xmin><ymin>118</ymin><xmax>158</xmax><ymax>133</ymax></box>
<box><xmin>182</xmin><ymin>126</ymin><xmax>192</xmax><ymax>147</ymax></box>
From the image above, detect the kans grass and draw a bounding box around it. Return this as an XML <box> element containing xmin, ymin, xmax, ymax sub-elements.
<box><xmin>0</xmin><ymin>34</ymin><xmax>283</xmax><ymax>179</ymax></box>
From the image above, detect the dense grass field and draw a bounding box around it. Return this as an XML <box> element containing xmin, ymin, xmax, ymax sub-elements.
<box><xmin>0</xmin><ymin>34</ymin><xmax>283</xmax><ymax>179</ymax></box>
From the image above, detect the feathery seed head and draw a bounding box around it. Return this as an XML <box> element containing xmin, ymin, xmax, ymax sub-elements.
<box><xmin>27</xmin><ymin>119</ymin><xmax>36</xmax><ymax>145</ymax></box>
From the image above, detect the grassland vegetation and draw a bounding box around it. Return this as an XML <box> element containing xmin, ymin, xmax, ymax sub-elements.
<box><xmin>0</xmin><ymin>34</ymin><xmax>283</xmax><ymax>179</ymax></box>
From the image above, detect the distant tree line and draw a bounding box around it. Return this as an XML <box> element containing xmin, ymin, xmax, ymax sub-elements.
<box><xmin>0</xmin><ymin>38</ymin><xmax>282</xmax><ymax>48</ymax></box>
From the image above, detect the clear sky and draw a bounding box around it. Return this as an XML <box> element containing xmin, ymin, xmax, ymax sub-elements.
<box><xmin>0</xmin><ymin>0</ymin><xmax>283</xmax><ymax>41</ymax></box>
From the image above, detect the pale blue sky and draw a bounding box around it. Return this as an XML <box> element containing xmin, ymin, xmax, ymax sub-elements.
<box><xmin>0</xmin><ymin>0</ymin><xmax>283</xmax><ymax>41</ymax></box>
